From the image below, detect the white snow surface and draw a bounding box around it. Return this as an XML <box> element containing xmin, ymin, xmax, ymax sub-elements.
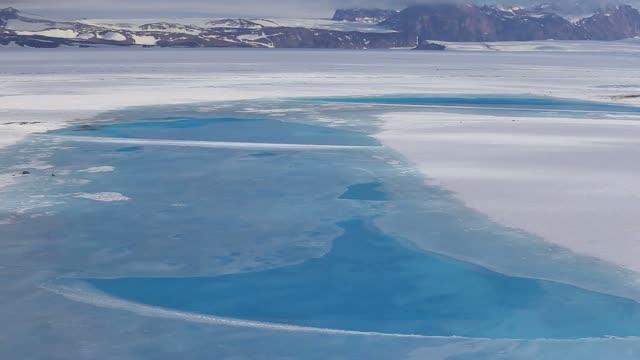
<box><xmin>442</xmin><ymin>39</ymin><xmax>640</xmax><ymax>52</ymax></box>
<box><xmin>1</xmin><ymin>46</ymin><xmax>640</xmax><ymax>273</ymax></box>
<box><xmin>376</xmin><ymin>112</ymin><xmax>640</xmax><ymax>273</ymax></box>
<box><xmin>237</xmin><ymin>33</ymin><xmax>267</xmax><ymax>41</ymax></box>
<box><xmin>131</xmin><ymin>34</ymin><xmax>157</xmax><ymax>45</ymax></box>
<box><xmin>16</xmin><ymin>29</ymin><xmax>79</xmax><ymax>39</ymax></box>
<box><xmin>97</xmin><ymin>31</ymin><xmax>127</xmax><ymax>41</ymax></box>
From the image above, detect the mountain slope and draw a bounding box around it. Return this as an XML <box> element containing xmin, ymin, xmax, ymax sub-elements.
<box><xmin>381</xmin><ymin>3</ymin><xmax>640</xmax><ymax>41</ymax></box>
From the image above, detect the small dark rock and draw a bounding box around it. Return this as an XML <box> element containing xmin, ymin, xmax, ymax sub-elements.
<box><xmin>75</xmin><ymin>124</ymin><xmax>98</xmax><ymax>131</ymax></box>
<box><xmin>21</xmin><ymin>170</ymin><xmax>30</xmax><ymax>175</ymax></box>
<box><xmin>612</xmin><ymin>94</ymin><xmax>640</xmax><ymax>100</ymax></box>
<box><xmin>413</xmin><ymin>40</ymin><xmax>446</xmax><ymax>51</ymax></box>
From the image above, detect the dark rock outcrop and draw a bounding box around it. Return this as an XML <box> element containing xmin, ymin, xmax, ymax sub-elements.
<box><xmin>263</xmin><ymin>27</ymin><xmax>412</xmax><ymax>49</ymax></box>
<box><xmin>414</xmin><ymin>39</ymin><xmax>446</xmax><ymax>50</ymax></box>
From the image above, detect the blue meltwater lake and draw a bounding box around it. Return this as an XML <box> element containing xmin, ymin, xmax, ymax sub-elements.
<box><xmin>6</xmin><ymin>96</ymin><xmax>640</xmax><ymax>342</ymax></box>
<box><xmin>89</xmin><ymin>219</ymin><xmax>640</xmax><ymax>339</ymax></box>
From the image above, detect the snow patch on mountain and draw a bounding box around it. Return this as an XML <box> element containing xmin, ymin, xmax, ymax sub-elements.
<box><xmin>97</xmin><ymin>31</ymin><xmax>126</xmax><ymax>42</ymax></box>
<box><xmin>16</xmin><ymin>29</ymin><xmax>78</xmax><ymax>39</ymax></box>
<box><xmin>132</xmin><ymin>34</ymin><xmax>157</xmax><ymax>45</ymax></box>
<box><xmin>5</xmin><ymin>18</ymin><xmax>64</xmax><ymax>32</ymax></box>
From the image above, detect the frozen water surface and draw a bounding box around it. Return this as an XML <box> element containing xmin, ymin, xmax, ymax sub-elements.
<box><xmin>3</xmin><ymin>49</ymin><xmax>640</xmax><ymax>359</ymax></box>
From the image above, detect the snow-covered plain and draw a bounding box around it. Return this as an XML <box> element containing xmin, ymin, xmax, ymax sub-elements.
<box><xmin>2</xmin><ymin>46</ymin><xmax>640</xmax><ymax>358</ymax></box>
<box><xmin>376</xmin><ymin>112</ymin><xmax>640</xmax><ymax>273</ymax></box>
<box><xmin>1</xmin><ymin>46</ymin><xmax>638</xmax><ymax>150</ymax></box>
<box><xmin>442</xmin><ymin>38</ymin><xmax>640</xmax><ymax>52</ymax></box>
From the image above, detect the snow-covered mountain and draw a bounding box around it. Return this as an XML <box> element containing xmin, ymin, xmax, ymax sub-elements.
<box><xmin>0</xmin><ymin>7</ymin><xmax>409</xmax><ymax>48</ymax></box>
<box><xmin>2</xmin><ymin>5</ymin><xmax>640</xmax><ymax>49</ymax></box>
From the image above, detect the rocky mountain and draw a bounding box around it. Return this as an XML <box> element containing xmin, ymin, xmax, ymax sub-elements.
<box><xmin>2</xmin><ymin>4</ymin><xmax>640</xmax><ymax>49</ymax></box>
<box><xmin>578</xmin><ymin>5</ymin><xmax>640</xmax><ymax>40</ymax></box>
<box><xmin>381</xmin><ymin>4</ymin><xmax>580</xmax><ymax>41</ymax></box>
<box><xmin>0</xmin><ymin>7</ymin><xmax>15</xmax><ymax>26</ymax></box>
<box><xmin>381</xmin><ymin>3</ymin><xmax>640</xmax><ymax>42</ymax></box>
<box><xmin>331</xmin><ymin>8</ymin><xmax>398</xmax><ymax>23</ymax></box>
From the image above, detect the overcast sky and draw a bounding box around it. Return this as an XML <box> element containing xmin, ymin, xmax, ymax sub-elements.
<box><xmin>1</xmin><ymin>0</ymin><xmax>632</xmax><ymax>19</ymax></box>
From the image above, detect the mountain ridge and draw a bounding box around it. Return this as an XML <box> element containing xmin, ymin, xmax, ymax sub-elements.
<box><xmin>2</xmin><ymin>4</ymin><xmax>640</xmax><ymax>49</ymax></box>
